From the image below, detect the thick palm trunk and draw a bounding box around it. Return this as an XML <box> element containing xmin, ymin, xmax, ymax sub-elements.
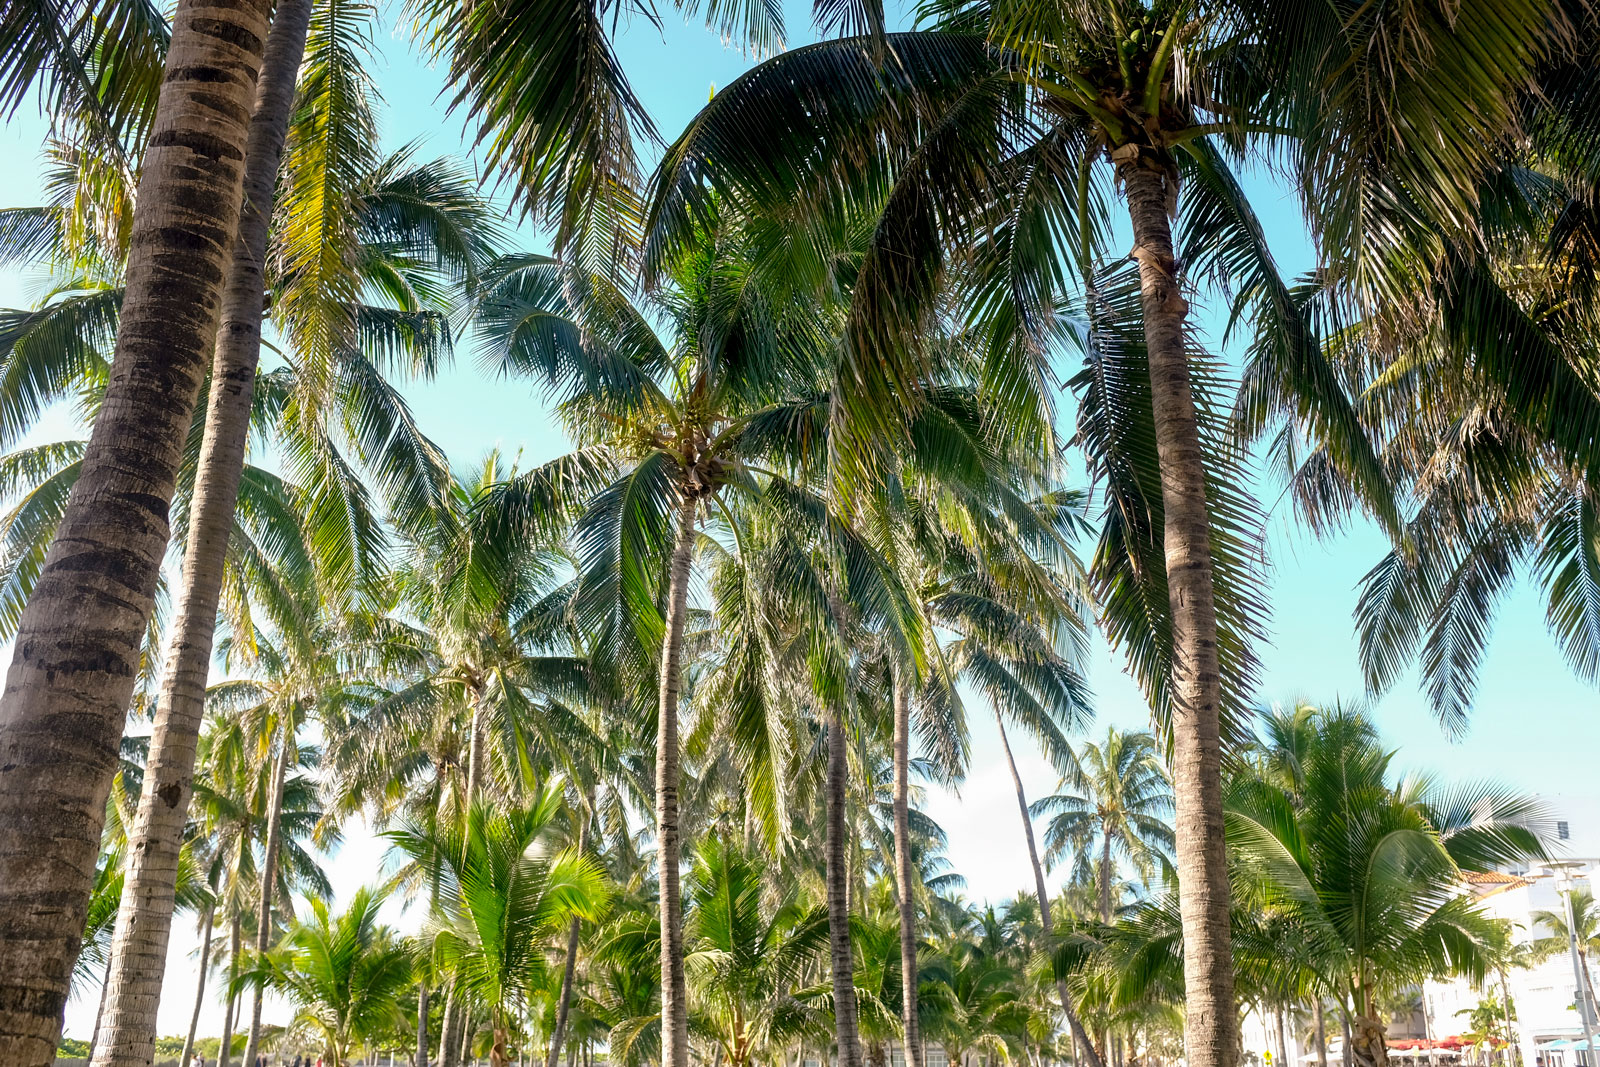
<box><xmin>1349</xmin><ymin>1016</ymin><xmax>1387</xmax><ymax>1067</ymax></box>
<box><xmin>0</xmin><ymin>0</ymin><xmax>272</xmax><ymax>1057</ymax></box>
<box><xmin>1313</xmin><ymin>1000</ymin><xmax>1327</xmax><ymax>1067</ymax></box>
<box><xmin>239</xmin><ymin>731</ymin><xmax>292</xmax><ymax>1067</ymax></box>
<box><xmin>92</xmin><ymin>2</ymin><xmax>314</xmax><ymax>1060</ymax></box>
<box><xmin>417</xmin><ymin>981</ymin><xmax>430</xmax><ymax>1067</ymax></box>
<box><xmin>890</xmin><ymin>673</ymin><xmax>923</xmax><ymax>1067</ymax></box>
<box><xmin>826</xmin><ymin>697</ymin><xmax>863</xmax><ymax>1067</ymax></box>
<box><xmin>657</xmin><ymin>494</ymin><xmax>696</xmax><ymax>1067</ymax></box>
<box><xmin>1118</xmin><ymin>157</ymin><xmax>1237</xmax><ymax>1067</ymax></box>
<box><xmin>219</xmin><ymin>913</ymin><xmax>243</xmax><ymax>1067</ymax></box>
<box><xmin>180</xmin><ymin>905</ymin><xmax>216</xmax><ymax>1067</ymax></box>
<box><xmin>994</xmin><ymin>712</ymin><xmax>1103</xmax><ymax>1067</ymax></box>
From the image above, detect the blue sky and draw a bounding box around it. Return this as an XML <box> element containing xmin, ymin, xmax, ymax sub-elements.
<box><xmin>4</xmin><ymin>0</ymin><xmax>1599</xmax><ymax>1039</ymax></box>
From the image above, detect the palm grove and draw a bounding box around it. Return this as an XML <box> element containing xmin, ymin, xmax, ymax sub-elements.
<box><xmin>0</xmin><ymin>0</ymin><xmax>1594</xmax><ymax>1065</ymax></box>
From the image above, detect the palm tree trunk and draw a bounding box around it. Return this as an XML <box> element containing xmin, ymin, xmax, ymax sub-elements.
<box><xmin>85</xmin><ymin>952</ymin><xmax>114</xmax><ymax>1065</ymax></box>
<box><xmin>1313</xmin><ymin>1000</ymin><xmax>1328</xmax><ymax>1067</ymax></box>
<box><xmin>1275</xmin><ymin>1007</ymin><xmax>1289</xmax><ymax>1067</ymax></box>
<box><xmin>1100</xmin><ymin>835</ymin><xmax>1113</xmax><ymax>923</ymax></box>
<box><xmin>0</xmin><ymin>0</ymin><xmax>274</xmax><ymax>1057</ymax></box>
<box><xmin>239</xmin><ymin>730</ymin><xmax>292</xmax><ymax>1067</ymax></box>
<box><xmin>657</xmin><ymin>493</ymin><xmax>696</xmax><ymax>1067</ymax></box>
<box><xmin>994</xmin><ymin>710</ymin><xmax>1104</xmax><ymax>1067</ymax></box>
<box><xmin>1578</xmin><ymin>948</ymin><xmax>1600</xmax><ymax>1045</ymax></box>
<box><xmin>891</xmin><ymin>671</ymin><xmax>924</xmax><ymax>1067</ymax></box>
<box><xmin>1340</xmin><ymin>1003</ymin><xmax>1352</xmax><ymax>1067</ymax></box>
<box><xmin>545</xmin><ymin>808</ymin><xmax>589</xmax><ymax>1067</ymax></box>
<box><xmin>91</xmin><ymin>1</ymin><xmax>314</xmax><ymax>1059</ymax></box>
<box><xmin>417</xmin><ymin>981</ymin><xmax>430</xmax><ymax>1067</ymax></box>
<box><xmin>440</xmin><ymin>988</ymin><xmax>463</xmax><ymax>1067</ymax></box>
<box><xmin>219</xmin><ymin>912</ymin><xmax>243</xmax><ymax>1067</ymax></box>
<box><xmin>826</xmin><ymin>693</ymin><xmax>863</xmax><ymax>1067</ymax></box>
<box><xmin>180</xmin><ymin>905</ymin><xmax>216</xmax><ymax>1067</ymax></box>
<box><xmin>464</xmin><ymin>695</ymin><xmax>485</xmax><ymax>808</ymax></box>
<box><xmin>1117</xmin><ymin>156</ymin><xmax>1237</xmax><ymax>1067</ymax></box>
<box><xmin>1496</xmin><ymin>968</ymin><xmax>1514</xmax><ymax>1067</ymax></box>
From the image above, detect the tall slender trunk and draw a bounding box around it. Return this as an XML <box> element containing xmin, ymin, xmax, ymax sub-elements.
<box><xmin>657</xmin><ymin>494</ymin><xmax>696</xmax><ymax>1067</ymax></box>
<box><xmin>1313</xmin><ymin>1000</ymin><xmax>1328</xmax><ymax>1067</ymax></box>
<box><xmin>239</xmin><ymin>729</ymin><xmax>292</xmax><ymax>1067</ymax></box>
<box><xmin>1340</xmin><ymin>1003</ymin><xmax>1352</xmax><ymax>1067</ymax></box>
<box><xmin>994</xmin><ymin>711</ymin><xmax>1103</xmax><ymax>1067</ymax></box>
<box><xmin>1274</xmin><ymin>1007</ymin><xmax>1289</xmax><ymax>1067</ymax></box>
<box><xmin>90</xmin><ymin>0</ymin><xmax>314</xmax><ymax>1059</ymax></box>
<box><xmin>464</xmin><ymin>695</ymin><xmax>485</xmax><ymax>809</ymax></box>
<box><xmin>826</xmin><ymin>696</ymin><xmax>862</xmax><ymax>1067</ymax></box>
<box><xmin>1117</xmin><ymin>156</ymin><xmax>1237</xmax><ymax>1067</ymax></box>
<box><xmin>1496</xmin><ymin>967</ymin><xmax>1514</xmax><ymax>1067</ymax></box>
<box><xmin>180</xmin><ymin>904</ymin><xmax>216</xmax><ymax>1067</ymax></box>
<box><xmin>417</xmin><ymin>981</ymin><xmax>430</xmax><ymax>1067</ymax></box>
<box><xmin>219</xmin><ymin>913</ymin><xmax>243</xmax><ymax>1067</ymax></box>
<box><xmin>0</xmin><ymin>0</ymin><xmax>272</xmax><ymax>1057</ymax></box>
<box><xmin>85</xmin><ymin>953</ymin><xmax>114</xmax><ymax>1065</ymax></box>
<box><xmin>440</xmin><ymin>988</ymin><xmax>463</xmax><ymax>1067</ymax></box>
<box><xmin>545</xmin><ymin>806</ymin><xmax>589</xmax><ymax>1067</ymax></box>
<box><xmin>1100</xmin><ymin>834</ymin><xmax>1114</xmax><ymax>923</ymax></box>
<box><xmin>890</xmin><ymin>672</ymin><xmax>924</xmax><ymax>1067</ymax></box>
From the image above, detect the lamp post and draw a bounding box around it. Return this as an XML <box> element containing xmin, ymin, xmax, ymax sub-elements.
<box><xmin>1548</xmin><ymin>863</ymin><xmax>1598</xmax><ymax>1067</ymax></box>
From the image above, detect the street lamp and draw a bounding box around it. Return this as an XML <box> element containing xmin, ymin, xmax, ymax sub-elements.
<box><xmin>1546</xmin><ymin>862</ymin><xmax>1599</xmax><ymax>1067</ymax></box>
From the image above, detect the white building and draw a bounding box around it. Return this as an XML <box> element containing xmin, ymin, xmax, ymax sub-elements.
<box><xmin>1422</xmin><ymin>797</ymin><xmax>1600</xmax><ymax>1067</ymax></box>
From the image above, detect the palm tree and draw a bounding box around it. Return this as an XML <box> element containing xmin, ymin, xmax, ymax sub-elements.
<box><xmin>1224</xmin><ymin>707</ymin><xmax>1551</xmax><ymax>1067</ymax></box>
<box><xmin>91</xmin><ymin>0</ymin><xmax>315</xmax><ymax>1057</ymax></box>
<box><xmin>386</xmin><ymin>786</ymin><xmax>610</xmax><ymax>1067</ymax></box>
<box><xmin>901</xmin><ymin>495</ymin><xmax>1099</xmax><ymax>1065</ymax></box>
<box><xmin>680</xmin><ymin>837</ymin><xmax>830</xmax><ymax>1067</ymax></box>
<box><xmin>1032</xmin><ymin>729</ymin><xmax>1174</xmax><ymax>923</ymax></box>
<box><xmin>921</xmin><ymin>948</ymin><xmax>1030</xmax><ymax>1067</ymax></box>
<box><xmin>0</xmin><ymin>0</ymin><xmax>279</xmax><ymax>1045</ymax></box>
<box><xmin>192</xmin><ymin>694</ymin><xmax>335</xmax><ymax>1067</ymax></box>
<box><xmin>645</xmin><ymin>9</ymin><xmax>1576</xmax><ymax>1067</ymax></box>
<box><xmin>1530</xmin><ymin>889</ymin><xmax>1600</xmax><ymax>1024</ymax></box>
<box><xmin>247</xmin><ymin>886</ymin><xmax>415</xmax><ymax>1067</ymax></box>
<box><xmin>0</xmin><ymin>101</ymin><xmax>483</xmax><ymax>1063</ymax></box>
<box><xmin>472</xmin><ymin>220</ymin><xmax>856</xmax><ymax>1067</ymax></box>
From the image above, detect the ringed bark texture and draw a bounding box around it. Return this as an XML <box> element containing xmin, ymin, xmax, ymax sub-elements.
<box><xmin>0</xmin><ymin>0</ymin><xmax>272</xmax><ymax>1057</ymax></box>
<box><xmin>91</xmin><ymin>0</ymin><xmax>315</xmax><ymax>1058</ymax></box>
<box><xmin>657</xmin><ymin>494</ymin><xmax>697</xmax><ymax>1067</ymax></box>
<box><xmin>1118</xmin><ymin>156</ymin><xmax>1238</xmax><ymax>1067</ymax></box>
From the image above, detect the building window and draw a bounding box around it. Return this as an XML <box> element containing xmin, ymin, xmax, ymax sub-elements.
<box><xmin>928</xmin><ymin>1050</ymin><xmax>950</xmax><ymax>1067</ymax></box>
<box><xmin>1558</xmin><ymin>820</ymin><xmax>1571</xmax><ymax>840</ymax></box>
